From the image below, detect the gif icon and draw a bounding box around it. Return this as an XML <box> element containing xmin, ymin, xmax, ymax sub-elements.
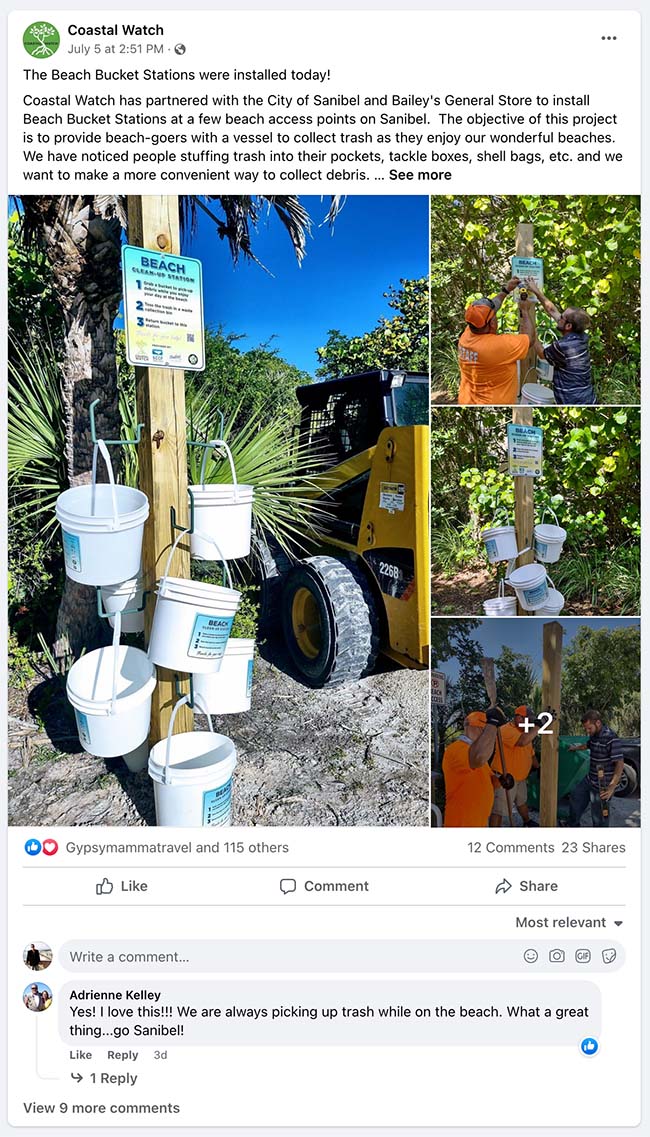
<box><xmin>575</xmin><ymin>949</ymin><xmax>592</xmax><ymax>964</ymax></box>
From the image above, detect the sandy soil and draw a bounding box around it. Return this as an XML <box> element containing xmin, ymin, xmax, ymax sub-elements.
<box><xmin>431</xmin><ymin>567</ymin><xmax>623</xmax><ymax>617</ymax></box>
<box><xmin>8</xmin><ymin>645</ymin><xmax>429</xmax><ymax>829</ymax></box>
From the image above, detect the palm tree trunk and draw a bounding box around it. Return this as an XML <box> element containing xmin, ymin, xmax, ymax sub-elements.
<box><xmin>21</xmin><ymin>197</ymin><xmax>123</xmax><ymax>658</ymax></box>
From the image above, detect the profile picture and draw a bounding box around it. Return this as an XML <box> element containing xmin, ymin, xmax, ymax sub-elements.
<box><xmin>23</xmin><ymin>941</ymin><xmax>53</xmax><ymax>971</ymax></box>
<box><xmin>23</xmin><ymin>982</ymin><xmax>53</xmax><ymax>1012</ymax></box>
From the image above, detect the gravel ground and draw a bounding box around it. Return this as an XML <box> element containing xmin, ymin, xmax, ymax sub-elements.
<box><xmin>8</xmin><ymin>647</ymin><xmax>429</xmax><ymax>828</ymax></box>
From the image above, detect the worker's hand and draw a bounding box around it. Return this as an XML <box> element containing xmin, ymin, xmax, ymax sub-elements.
<box><xmin>504</xmin><ymin>277</ymin><xmax>520</xmax><ymax>293</ymax></box>
<box><xmin>567</xmin><ymin>744</ymin><xmax>582</xmax><ymax>752</ymax></box>
<box><xmin>600</xmin><ymin>784</ymin><xmax>617</xmax><ymax>802</ymax></box>
<box><xmin>524</xmin><ymin>276</ymin><xmax>542</xmax><ymax>296</ymax></box>
<box><xmin>485</xmin><ymin>705</ymin><xmax>507</xmax><ymax>728</ymax></box>
<box><xmin>518</xmin><ymin>298</ymin><xmax>533</xmax><ymax>313</ymax></box>
<box><xmin>498</xmin><ymin>772</ymin><xmax>515</xmax><ymax>791</ymax></box>
<box><xmin>535</xmin><ymin>709</ymin><xmax>557</xmax><ymax>727</ymax></box>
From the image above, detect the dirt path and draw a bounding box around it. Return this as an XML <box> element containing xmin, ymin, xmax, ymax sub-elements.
<box><xmin>431</xmin><ymin>567</ymin><xmax>623</xmax><ymax>617</ymax></box>
<box><xmin>8</xmin><ymin>650</ymin><xmax>429</xmax><ymax>828</ymax></box>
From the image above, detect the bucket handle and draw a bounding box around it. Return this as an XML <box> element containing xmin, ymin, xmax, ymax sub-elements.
<box><xmin>489</xmin><ymin>504</ymin><xmax>511</xmax><ymax>527</ymax></box>
<box><xmin>91</xmin><ymin>439</ymin><xmax>120</xmax><ymax>530</ymax></box>
<box><xmin>160</xmin><ymin>527</ymin><xmax>234</xmax><ymax>594</ymax></box>
<box><xmin>199</xmin><ymin>439</ymin><xmax>240</xmax><ymax>503</ymax></box>
<box><xmin>164</xmin><ymin>691</ymin><xmax>213</xmax><ymax>782</ymax></box>
<box><xmin>505</xmin><ymin>548</ymin><xmax>531</xmax><ymax>582</ymax></box>
<box><xmin>538</xmin><ymin>506</ymin><xmax>561</xmax><ymax>529</ymax></box>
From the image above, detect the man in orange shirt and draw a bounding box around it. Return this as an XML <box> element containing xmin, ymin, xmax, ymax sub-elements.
<box><xmin>490</xmin><ymin>705</ymin><xmax>542</xmax><ymax>828</ymax></box>
<box><xmin>457</xmin><ymin>280</ymin><xmax>536</xmax><ymax>405</ymax></box>
<box><xmin>443</xmin><ymin>707</ymin><xmax>507</xmax><ymax>828</ymax></box>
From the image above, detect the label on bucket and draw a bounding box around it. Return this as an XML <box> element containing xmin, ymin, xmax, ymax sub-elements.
<box><xmin>188</xmin><ymin>613</ymin><xmax>234</xmax><ymax>660</ymax></box>
<box><xmin>484</xmin><ymin>538</ymin><xmax>498</xmax><ymax>559</ymax></box>
<box><xmin>62</xmin><ymin>531</ymin><xmax>82</xmax><ymax>573</ymax></box>
<box><xmin>75</xmin><ymin>709</ymin><xmax>91</xmax><ymax>748</ymax></box>
<box><xmin>202</xmin><ymin>779</ymin><xmax>233</xmax><ymax>826</ymax></box>
<box><xmin>246</xmin><ymin>658</ymin><xmax>254</xmax><ymax>697</ymax></box>
<box><xmin>523</xmin><ymin>581</ymin><xmax>548</xmax><ymax>606</ymax></box>
<box><xmin>535</xmin><ymin>540</ymin><xmax>549</xmax><ymax>558</ymax></box>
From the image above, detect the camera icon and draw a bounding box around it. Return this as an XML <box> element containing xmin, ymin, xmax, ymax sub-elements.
<box><xmin>549</xmin><ymin>948</ymin><xmax>566</xmax><ymax>963</ymax></box>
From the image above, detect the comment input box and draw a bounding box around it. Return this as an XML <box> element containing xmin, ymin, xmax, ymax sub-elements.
<box><xmin>60</xmin><ymin>939</ymin><xmax>624</xmax><ymax>973</ymax></box>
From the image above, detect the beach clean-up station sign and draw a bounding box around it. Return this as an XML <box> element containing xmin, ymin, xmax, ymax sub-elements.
<box><xmin>122</xmin><ymin>245</ymin><xmax>205</xmax><ymax>370</ymax></box>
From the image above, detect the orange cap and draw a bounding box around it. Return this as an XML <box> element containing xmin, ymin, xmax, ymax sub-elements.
<box><xmin>466</xmin><ymin>711</ymin><xmax>487</xmax><ymax>727</ymax></box>
<box><xmin>465</xmin><ymin>301</ymin><xmax>494</xmax><ymax>329</ymax></box>
<box><xmin>515</xmin><ymin>705</ymin><xmax>534</xmax><ymax>719</ymax></box>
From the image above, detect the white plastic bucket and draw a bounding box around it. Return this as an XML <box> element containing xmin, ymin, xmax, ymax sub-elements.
<box><xmin>521</xmin><ymin>383</ymin><xmax>556</xmax><ymax>406</ymax></box>
<box><xmin>122</xmin><ymin>740</ymin><xmax>150</xmax><ymax>773</ymax></box>
<box><xmin>480</xmin><ymin>507</ymin><xmax>518</xmax><ymax>563</ymax></box>
<box><xmin>188</xmin><ymin>440</ymin><xmax>254</xmax><ymax>561</ymax></box>
<box><xmin>533</xmin><ymin>508</ymin><xmax>567</xmax><ymax>564</ymax></box>
<box><xmin>193</xmin><ymin>639</ymin><xmax>255</xmax><ymax>714</ymax></box>
<box><xmin>148</xmin><ymin>532</ymin><xmax>241</xmax><ymax>674</ymax></box>
<box><xmin>482</xmin><ymin>580</ymin><xmax>517</xmax><ymax>616</ymax></box>
<box><xmin>66</xmin><ymin>641</ymin><xmax>156</xmax><ymax>759</ymax></box>
<box><xmin>533</xmin><ymin>587</ymin><xmax>565</xmax><ymax>616</ymax></box>
<box><xmin>506</xmin><ymin>563</ymin><xmax>551</xmax><ymax>612</ymax></box>
<box><xmin>149</xmin><ymin>694</ymin><xmax>237</xmax><ymax>827</ymax></box>
<box><xmin>55</xmin><ymin>440</ymin><xmax>149</xmax><ymax>586</ymax></box>
<box><xmin>100</xmin><ymin>577</ymin><xmax>145</xmax><ymax>634</ymax></box>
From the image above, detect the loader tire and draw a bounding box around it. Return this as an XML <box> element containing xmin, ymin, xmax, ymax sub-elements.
<box><xmin>281</xmin><ymin>555</ymin><xmax>380</xmax><ymax>687</ymax></box>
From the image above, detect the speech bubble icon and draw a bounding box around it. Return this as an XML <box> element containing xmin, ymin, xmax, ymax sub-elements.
<box><xmin>280</xmin><ymin>878</ymin><xmax>297</xmax><ymax>895</ymax></box>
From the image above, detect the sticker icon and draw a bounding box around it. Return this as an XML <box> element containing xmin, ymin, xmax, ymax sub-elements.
<box><xmin>23</xmin><ymin>22</ymin><xmax>60</xmax><ymax>57</ymax></box>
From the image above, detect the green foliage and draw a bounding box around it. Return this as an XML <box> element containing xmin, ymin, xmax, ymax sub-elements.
<box><xmin>7</xmin><ymin>212</ymin><xmax>63</xmax><ymax>349</ymax></box>
<box><xmin>196</xmin><ymin>327</ymin><xmax>310</xmax><ymax>429</ymax></box>
<box><xmin>8</xmin><ymin>631</ymin><xmax>36</xmax><ymax>689</ymax></box>
<box><xmin>430</xmin><ymin>195</ymin><xmax>640</xmax><ymax>399</ymax></box>
<box><xmin>552</xmin><ymin>546</ymin><xmax>640</xmax><ymax>615</ymax></box>
<box><xmin>431</xmin><ymin>407</ymin><xmax>640</xmax><ymax>610</ymax></box>
<box><xmin>493</xmin><ymin>647</ymin><xmax>536</xmax><ymax>717</ymax></box>
<box><xmin>8</xmin><ymin>330</ymin><xmax>67</xmax><ymax>541</ymax></box>
<box><xmin>561</xmin><ymin>625</ymin><xmax>640</xmax><ymax>733</ymax></box>
<box><xmin>191</xmin><ymin>572</ymin><xmax>260</xmax><ymax>639</ymax></box>
<box><xmin>316</xmin><ymin>278</ymin><xmax>428</xmax><ymax>378</ymax></box>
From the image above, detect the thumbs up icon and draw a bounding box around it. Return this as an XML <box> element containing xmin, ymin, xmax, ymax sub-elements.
<box><xmin>95</xmin><ymin>878</ymin><xmax>113</xmax><ymax>896</ymax></box>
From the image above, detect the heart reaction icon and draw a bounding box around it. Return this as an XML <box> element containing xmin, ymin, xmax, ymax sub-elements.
<box><xmin>42</xmin><ymin>839</ymin><xmax>59</xmax><ymax>856</ymax></box>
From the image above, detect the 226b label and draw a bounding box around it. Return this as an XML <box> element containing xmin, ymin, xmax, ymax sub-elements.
<box><xmin>364</xmin><ymin>548</ymin><xmax>415</xmax><ymax>600</ymax></box>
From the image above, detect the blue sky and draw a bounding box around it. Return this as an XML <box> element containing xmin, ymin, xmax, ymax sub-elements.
<box><xmin>179</xmin><ymin>195</ymin><xmax>428</xmax><ymax>376</ymax></box>
<box><xmin>440</xmin><ymin>618</ymin><xmax>640</xmax><ymax>685</ymax></box>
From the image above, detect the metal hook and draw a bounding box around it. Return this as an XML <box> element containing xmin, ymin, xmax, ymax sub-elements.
<box><xmin>170</xmin><ymin>487</ymin><xmax>196</xmax><ymax>536</ymax></box>
<box><xmin>174</xmin><ymin>673</ymin><xmax>195</xmax><ymax>709</ymax></box>
<box><xmin>90</xmin><ymin>398</ymin><xmax>144</xmax><ymax>447</ymax></box>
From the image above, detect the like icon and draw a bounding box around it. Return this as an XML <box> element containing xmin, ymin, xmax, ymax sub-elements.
<box><xmin>24</xmin><ymin>839</ymin><xmax>41</xmax><ymax>856</ymax></box>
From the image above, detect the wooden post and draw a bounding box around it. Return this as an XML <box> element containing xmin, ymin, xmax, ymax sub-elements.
<box><xmin>539</xmin><ymin>621</ymin><xmax>563</xmax><ymax>828</ymax></box>
<box><xmin>127</xmin><ymin>195</ymin><xmax>193</xmax><ymax>740</ymax></box>
<box><xmin>515</xmin><ymin>222</ymin><xmax>537</xmax><ymax>396</ymax></box>
<box><xmin>511</xmin><ymin>406</ymin><xmax>535</xmax><ymax>615</ymax></box>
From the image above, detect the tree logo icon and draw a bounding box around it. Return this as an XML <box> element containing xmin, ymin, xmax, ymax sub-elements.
<box><xmin>23</xmin><ymin>22</ymin><xmax>61</xmax><ymax>58</ymax></box>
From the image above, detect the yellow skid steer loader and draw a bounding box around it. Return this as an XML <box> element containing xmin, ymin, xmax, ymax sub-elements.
<box><xmin>274</xmin><ymin>369</ymin><xmax>430</xmax><ymax>687</ymax></box>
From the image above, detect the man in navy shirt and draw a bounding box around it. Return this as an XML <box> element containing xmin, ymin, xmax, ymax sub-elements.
<box><xmin>523</xmin><ymin>276</ymin><xmax>596</xmax><ymax>405</ymax></box>
<box><xmin>567</xmin><ymin>710</ymin><xmax>623</xmax><ymax>827</ymax></box>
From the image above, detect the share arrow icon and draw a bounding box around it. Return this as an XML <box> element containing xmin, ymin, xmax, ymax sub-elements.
<box><xmin>71</xmin><ymin>1073</ymin><xmax>83</xmax><ymax>1083</ymax></box>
